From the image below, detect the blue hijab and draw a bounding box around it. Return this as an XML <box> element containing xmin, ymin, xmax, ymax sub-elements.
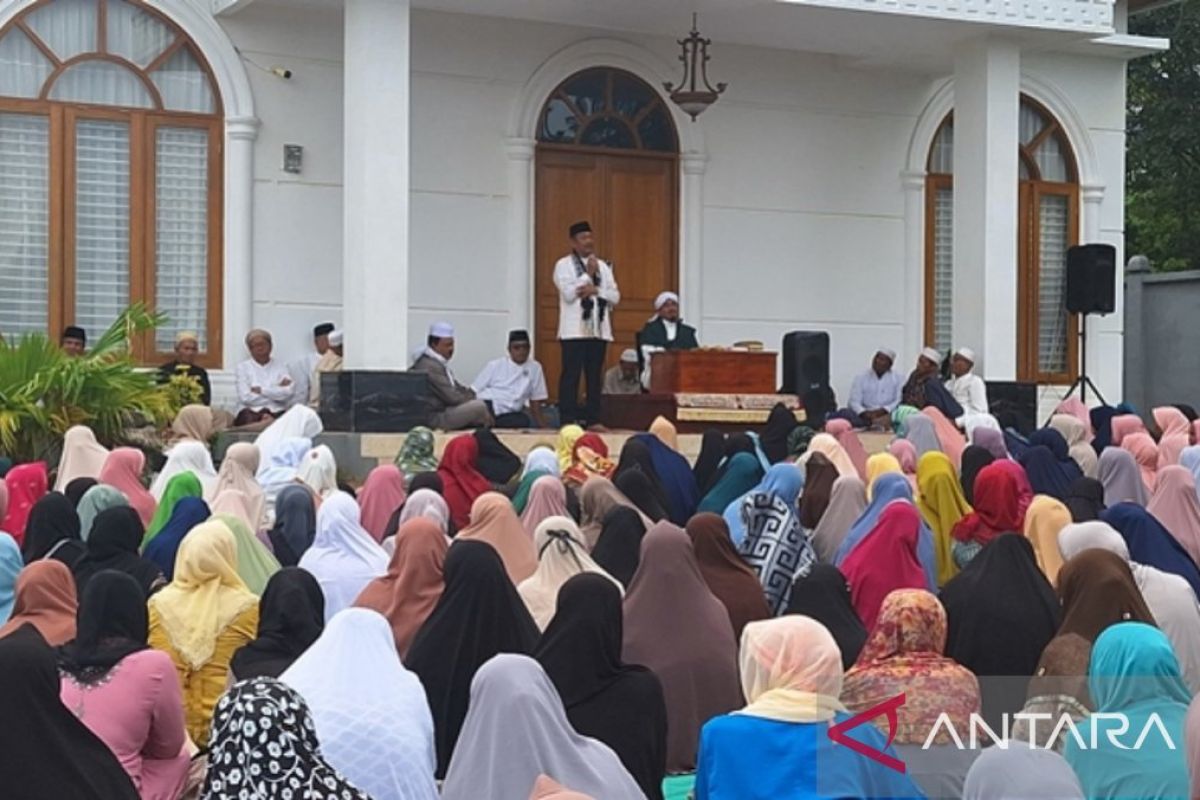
<box><xmin>1019</xmin><ymin>441</ymin><xmax>1081</xmax><ymax>501</ymax></box>
<box><xmin>723</xmin><ymin>463</ymin><xmax>803</xmax><ymax>548</ymax></box>
<box><xmin>633</xmin><ymin>433</ymin><xmax>700</xmax><ymax>526</ymax></box>
<box><xmin>1180</xmin><ymin>446</ymin><xmax>1200</xmax><ymax>503</ymax></box>
<box><xmin>698</xmin><ymin>453</ymin><xmax>763</xmax><ymax>514</ymax></box>
<box><xmin>834</xmin><ymin>472</ymin><xmax>935</xmax><ymax>589</ymax></box>
<box><xmin>0</xmin><ymin>533</ymin><xmax>21</xmax><ymax>622</ymax></box>
<box><xmin>1004</xmin><ymin>428</ymin><xmax>1031</xmax><ymax>461</ymax></box>
<box><xmin>1065</xmin><ymin>622</ymin><xmax>1190</xmax><ymax>800</ymax></box>
<box><xmin>1101</xmin><ymin>503</ymin><xmax>1200</xmax><ymax>597</ymax></box>
<box><xmin>142</xmin><ymin>497</ymin><xmax>211</xmax><ymax>580</ymax></box>
<box><xmin>1090</xmin><ymin>406</ymin><xmax>1118</xmax><ymax>455</ymax></box>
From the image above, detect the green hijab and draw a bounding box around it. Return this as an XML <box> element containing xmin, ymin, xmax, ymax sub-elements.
<box><xmin>787</xmin><ymin>426</ymin><xmax>817</xmax><ymax>458</ymax></box>
<box><xmin>697</xmin><ymin>452</ymin><xmax>763</xmax><ymax>514</ymax></box>
<box><xmin>78</xmin><ymin>485</ymin><xmax>129</xmax><ymax>541</ymax></box>
<box><xmin>511</xmin><ymin>469</ymin><xmax>549</xmax><ymax>515</ymax></box>
<box><xmin>142</xmin><ymin>471</ymin><xmax>203</xmax><ymax>547</ymax></box>
<box><xmin>215</xmin><ymin>513</ymin><xmax>281</xmax><ymax>595</ymax></box>
<box><xmin>395</xmin><ymin>426</ymin><xmax>439</xmax><ymax>476</ymax></box>
<box><xmin>891</xmin><ymin>405</ymin><xmax>921</xmax><ymax>436</ymax></box>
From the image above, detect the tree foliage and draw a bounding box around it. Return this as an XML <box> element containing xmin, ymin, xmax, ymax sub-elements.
<box><xmin>1127</xmin><ymin>1</ymin><xmax>1200</xmax><ymax>272</ymax></box>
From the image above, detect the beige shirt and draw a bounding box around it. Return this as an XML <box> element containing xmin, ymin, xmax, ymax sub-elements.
<box><xmin>603</xmin><ymin>365</ymin><xmax>642</xmax><ymax>396</ymax></box>
<box><xmin>308</xmin><ymin>351</ymin><xmax>344</xmax><ymax>406</ymax></box>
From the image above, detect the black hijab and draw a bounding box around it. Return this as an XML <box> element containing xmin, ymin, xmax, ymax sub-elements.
<box><xmin>473</xmin><ymin>428</ymin><xmax>521</xmax><ymax>485</ymax></box>
<box><xmin>1090</xmin><ymin>406</ymin><xmax>1118</xmax><ymax>455</ymax></box>
<box><xmin>57</xmin><ymin>570</ymin><xmax>149</xmax><ymax>685</ymax></box>
<box><xmin>70</xmin><ymin>507</ymin><xmax>162</xmax><ymax>596</ymax></box>
<box><xmin>64</xmin><ymin>478</ymin><xmax>97</xmax><ymax>509</ymax></box>
<box><xmin>230</xmin><ymin>567</ymin><xmax>325</xmax><ymax>681</ymax></box>
<box><xmin>614</xmin><ymin>469</ymin><xmax>670</xmax><ymax>523</ymax></box>
<box><xmin>535</xmin><ymin>574</ymin><xmax>667</xmax><ymax>800</ymax></box>
<box><xmin>785</xmin><ymin>563</ymin><xmax>867</xmax><ymax>670</ymax></box>
<box><xmin>760</xmin><ymin>402</ymin><xmax>799</xmax><ymax>464</ymax></box>
<box><xmin>22</xmin><ymin>493</ymin><xmax>85</xmax><ymax>567</ymax></box>
<box><xmin>591</xmin><ymin>506</ymin><xmax>646</xmax><ymax>587</ymax></box>
<box><xmin>959</xmin><ymin>445</ymin><xmax>995</xmax><ymax>505</ymax></box>
<box><xmin>940</xmin><ymin>533</ymin><xmax>1060</xmax><ymax>727</ymax></box>
<box><xmin>1065</xmin><ymin>477</ymin><xmax>1106</xmax><ymax>522</ymax></box>
<box><xmin>692</xmin><ymin>431</ymin><xmax>726</xmax><ymax>495</ymax></box>
<box><xmin>406</xmin><ymin>540</ymin><xmax>539</xmax><ymax>777</ymax></box>
<box><xmin>0</xmin><ymin>625</ymin><xmax>140</xmax><ymax>799</ymax></box>
<box><xmin>268</xmin><ymin>485</ymin><xmax>316</xmax><ymax>567</ymax></box>
<box><xmin>614</xmin><ymin>439</ymin><xmax>671</xmax><ymax>510</ymax></box>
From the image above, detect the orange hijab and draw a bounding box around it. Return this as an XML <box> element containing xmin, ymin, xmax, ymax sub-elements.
<box><xmin>0</xmin><ymin>561</ymin><xmax>78</xmax><ymax>645</ymax></box>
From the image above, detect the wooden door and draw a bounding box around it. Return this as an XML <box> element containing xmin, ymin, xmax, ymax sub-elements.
<box><xmin>534</xmin><ymin>147</ymin><xmax>678</xmax><ymax>399</ymax></box>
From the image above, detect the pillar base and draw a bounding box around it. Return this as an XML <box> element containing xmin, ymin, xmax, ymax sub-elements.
<box><xmin>319</xmin><ymin>371</ymin><xmax>433</xmax><ymax>432</ymax></box>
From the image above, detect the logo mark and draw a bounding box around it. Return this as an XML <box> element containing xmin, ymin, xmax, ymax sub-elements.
<box><xmin>827</xmin><ymin>693</ymin><xmax>907</xmax><ymax>773</ymax></box>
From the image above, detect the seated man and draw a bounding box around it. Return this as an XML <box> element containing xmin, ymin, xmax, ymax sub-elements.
<box><xmin>472</xmin><ymin>330</ymin><xmax>548</xmax><ymax>429</ymax></box>
<box><xmin>290</xmin><ymin>322</ymin><xmax>335</xmax><ymax>407</ymax></box>
<box><xmin>158</xmin><ymin>330</ymin><xmax>212</xmax><ymax>406</ymax></box>
<box><xmin>638</xmin><ymin>291</ymin><xmax>699</xmax><ymax>351</ymax></box>
<box><xmin>61</xmin><ymin>326</ymin><xmax>86</xmax><ymax>357</ymax></box>
<box><xmin>308</xmin><ymin>330</ymin><xmax>344</xmax><ymax>408</ymax></box>
<box><xmin>411</xmin><ymin>322</ymin><xmax>492</xmax><ymax>430</ymax></box>
<box><xmin>603</xmin><ymin>349</ymin><xmax>643</xmax><ymax>396</ymax></box>
<box><xmin>234</xmin><ymin>329</ymin><xmax>295</xmax><ymax>426</ymax></box>
<box><xmin>844</xmin><ymin>348</ymin><xmax>901</xmax><ymax>430</ymax></box>
<box><xmin>899</xmin><ymin>347</ymin><xmax>963</xmax><ymax>422</ymax></box>
<box><xmin>945</xmin><ymin>346</ymin><xmax>989</xmax><ymax>426</ymax></box>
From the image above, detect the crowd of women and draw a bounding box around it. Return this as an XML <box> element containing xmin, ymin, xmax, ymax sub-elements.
<box><xmin>7</xmin><ymin>398</ymin><xmax>1200</xmax><ymax>798</ymax></box>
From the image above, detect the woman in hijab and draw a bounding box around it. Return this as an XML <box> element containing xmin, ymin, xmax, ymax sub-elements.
<box><xmin>1098</xmin><ymin>446</ymin><xmax>1149</xmax><ymax>506</ymax></box>
<box><xmin>281</xmin><ymin>608</ymin><xmax>440</xmax><ymax>800</ymax></box>
<box><xmin>556</xmin><ymin>425</ymin><xmax>585</xmax><ymax>472</ymax></box>
<box><xmin>614</xmin><ymin>438</ymin><xmax>673</xmax><ymax>509</ymax></box>
<box><xmin>356</xmin><ymin>464</ymin><xmax>406</xmax><ymax>543</ymax></box>
<box><xmin>970</xmin><ymin>425</ymin><xmax>1010</xmax><ymax>460</ymax></box>
<box><xmin>633</xmin><ymin>432</ymin><xmax>700</xmax><ymax>525</ymax></box>
<box><xmin>695</xmin><ymin>616</ymin><xmax>924</xmax><ymax>800</ymax></box>
<box><xmin>474</xmin><ymin>427</ymin><xmax>521</xmax><ymax>485</ymax></box>
<box><xmin>230</xmin><ymin>567</ymin><xmax>324</xmax><ymax>681</ymax></box>
<box><xmin>737</xmin><ymin>463</ymin><xmax>813</xmax><ymax>613</ymax></box>
<box><xmin>686</xmin><ymin>513</ymin><xmax>771</xmax><ymax>638</ymax></box>
<box><xmin>835</xmin><ymin>473</ymin><xmax>936</xmax><ymax>589</ymax></box>
<box><xmin>216</xmin><ymin>512</ymin><xmax>280</xmax><ymax>595</ymax></box>
<box><xmin>1121</xmin><ymin>431</ymin><xmax>1160</xmax><ymax>492</ymax></box>
<box><xmin>923</xmin><ymin>407</ymin><xmax>966</xmax><ymax>467</ymax></box>
<box><xmin>803</xmin><ymin>433</ymin><xmax>857</xmax><ymax>479</ymax></box>
<box><xmin>513</xmin><ymin>446</ymin><xmax>558</xmax><ymax>513</ymax></box>
<box><xmin>785</xmin><ymin>563</ymin><xmax>866</xmax><ymax>669</ymax></box>
<box><xmin>438</xmin><ymin>434</ymin><xmax>493</xmax><ymax>530</ymax></box>
<box><xmin>1089</xmin><ymin>405</ymin><xmax>1118</xmax><ymax>452</ymax></box>
<box><xmin>77</xmin><ymin>485</ymin><xmax>127</xmax><ymax>542</ymax></box>
<box><xmin>591</xmin><ymin>506</ymin><xmax>646</xmax><ymax>588</ymax></box>
<box><xmin>697</xmin><ymin>453</ymin><xmax>762</xmax><ymax>515</ymax></box>
<box><xmin>519</xmin><ymin>517</ymin><xmax>618</xmax><ymax>630</ymax></box>
<box><xmin>1147</xmin><ymin>464</ymin><xmax>1200</xmax><ymax>566</ymax></box>
<box><xmin>725</xmin><ymin>462</ymin><xmax>803</xmax><ymax>549</ymax></box>
<box><xmin>353</xmin><ymin>516</ymin><xmax>446</xmax><ymax>657</ymax></box>
<box><xmin>298</xmin><ymin>491</ymin><xmax>388</xmax><ymax>621</ymax></box>
<box><xmin>147</xmin><ymin>520</ymin><xmax>259</xmax><ymax>745</ymax></box>
<box><xmin>916</xmin><ymin>451</ymin><xmax>971</xmax><ymax>586</ymax></box>
<box><xmin>407</xmin><ymin>540</ymin><xmax>540</xmax><ymax>776</ymax></box>
<box><xmin>841</xmin><ymin>503</ymin><xmax>929</xmax><ymax>632</ymax></box>
<box><xmin>151</xmin><ymin>440</ymin><xmax>216</xmax><ymax>500</ymax></box>
<box><xmin>71</xmin><ymin>507</ymin><xmax>163</xmax><ymax>596</ymax></box>
<box><xmin>267</xmin><ymin>484</ymin><xmax>315</xmax><ymax>566</ymax></box>
<box><xmin>1056</xmin><ymin>549</ymin><xmax>1156</xmax><ymax>641</ymax></box>
<box><xmin>253</xmin><ymin>404</ymin><xmax>323</xmax><ymax>466</ymax></box>
<box><xmin>760</xmin><ymin>403</ymin><xmax>799</xmax><ymax>464</ymax></box>
<box><xmin>1154</xmin><ymin>406</ymin><xmax>1192</xmax><ymax>469</ymax></box>
<box><xmin>864</xmin><ymin>452</ymin><xmax>903</xmax><ymax>497</ymax></box>
<box><xmin>443</xmin><ymin>654</ymin><xmax>644</xmax><ymax>800</ymax></box>
<box><xmin>798</xmin><ymin>453</ymin><xmax>838</xmax><ymax>530</ymax></box>
<box><xmin>0</xmin><ymin>626</ymin><xmax>140</xmax><ymax>799</ymax></box>
<box><xmin>940</xmin><ymin>533</ymin><xmax>1060</xmax><ymax>727</ymax></box>
<box><xmin>963</xmin><ymin>744</ymin><xmax>1084</xmax><ymax>800</ymax></box>
<box><xmin>887</xmin><ymin>438</ymin><xmax>920</xmax><ymax>488</ymax></box>
<box><xmin>563</xmin><ymin>433</ymin><xmax>616</xmax><ymax>487</ymax></box>
<box><xmin>64</xmin><ymin>476</ymin><xmax>97</xmax><ymax>508</ymax></box>
<box><xmin>958</xmin><ymin>445</ymin><xmax>994</xmax><ymax>505</ymax></box>
<box><xmin>169</xmin><ymin>404</ymin><xmax>214</xmax><ymax>445</ymax></box>
<box><xmin>1049</xmin><ymin>413</ymin><xmax>1099</xmax><ymax>478</ymax></box>
<box><xmin>693</xmin><ymin>430</ymin><xmax>726</xmax><ymax>494</ymax></box>
<box><xmin>810</xmin><ymin>476</ymin><xmax>867</xmax><ymax>564</ymax></box>
<box><xmin>142</xmin><ymin>497</ymin><xmax>210</xmax><ymax>581</ymax></box>
<box><xmin>1065</xmin><ymin>476</ymin><xmax>1106</xmax><ymax>522</ymax></box>
<box><xmin>614</xmin><ymin>468</ymin><xmax>670</xmax><ymax>523</ymax></box>
<box><xmin>142</xmin><ymin>471</ymin><xmax>202</xmax><ymax>547</ymax></box>
<box><xmin>256</xmin><ymin>436</ymin><xmax>312</xmax><ymax>522</ymax></box>
<box><xmin>396</xmin><ymin>426</ymin><xmax>440</xmax><ymax>476</ymax></box>
<box><xmin>824</xmin><ymin>419</ymin><xmax>870</xmax><ymax>480</ymax></box>
<box><xmin>622</xmin><ymin>522</ymin><xmax>741</xmax><ymax>773</ymax></box>
<box><xmin>1102</xmin><ymin>502</ymin><xmax>1200</xmax><ymax>596</ymax></box>
<box><xmin>0</xmin><ymin>533</ymin><xmax>19</xmax><ymax>621</ymax></box>
<box><xmin>207</xmin><ymin>442</ymin><xmax>265</xmax><ymax>531</ymax></box>
<box><xmin>536</xmin><ymin>573</ymin><xmax>668</xmax><ymax>799</ymax></box>
<box><xmin>2</xmin><ymin>461</ymin><xmax>48</xmax><ymax>545</ymax></box>
<box><xmin>521</xmin><ymin>475</ymin><xmax>569</xmax><ymax>537</ymax></box>
<box><xmin>457</xmin><ymin>492</ymin><xmax>538</xmax><ymax>583</ymax></box>
<box><xmin>201</xmin><ymin>677</ymin><xmax>371</xmax><ymax>800</ymax></box>
<box><xmin>1010</xmin><ymin>632</ymin><xmax>1092</xmax><ymax>752</ymax></box>
<box><xmin>1019</xmin><ymin>443</ymin><xmax>1079</xmax><ymax>502</ymax></box>
<box><xmin>98</xmin><ymin>448</ymin><xmax>156</xmax><ymax>527</ymax></box>
<box><xmin>578</xmin><ymin>477</ymin><xmax>649</xmax><ymax>550</ymax></box>
<box><xmin>950</xmin><ymin>461</ymin><xmax>1026</xmax><ymax>568</ymax></box>
<box><xmin>1065</xmin><ymin>622</ymin><xmax>1190</xmax><ymax>799</ymax></box>
<box><xmin>392</xmin><ymin>487</ymin><xmax>450</xmax><ymax>541</ymax></box>
<box><xmin>57</xmin><ymin>571</ymin><xmax>189</xmax><ymax>799</ymax></box>
<box><xmin>294</xmin><ymin>443</ymin><xmax>337</xmax><ymax>501</ymax></box>
<box><xmin>1023</xmin><ymin>495</ymin><xmax>1072</xmax><ymax>583</ymax></box>
<box><xmin>1110</xmin><ymin>413</ymin><xmax>1148</xmax><ymax>445</ymax></box>
<box><xmin>0</xmin><ymin>560</ymin><xmax>77</xmax><ymax>644</ymax></box>
<box><xmin>904</xmin><ymin>413</ymin><xmax>944</xmax><ymax>459</ymax></box>
<box><xmin>54</xmin><ymin>425</ymin><xmax>110</xmax><ymax>492</ymax></box>
<box><xmin>21</xmin><ymin>492</ymin><xmax>84</xmax><ymax>566</ymax></box>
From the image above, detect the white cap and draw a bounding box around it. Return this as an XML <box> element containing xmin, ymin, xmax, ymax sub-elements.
<box><xmin>429</xmin><ymin>322</ymin><xmax>454</xmax><ymax>338</ymax></box>
<box><xmin>328</xmin><ymin>330</ymin><xmax>344</xmax><ymax>347</ymax></box>
<box><xmin>954</xmin><ymin>346</ymin><xmax>976</xmax><ymax>363</ymax></box>
<box><xmin>654</xmin><ymin>291</ymin><xmax>680</xmax><ymax>311</ymax></box>
<box><xmin>920</xmin><ymin>347</ymin><xmax>942</xmax><ymax>364</ymax></box>
<box><xmin>876</xmin><ymin>348</ymin><xmax>897</xmax><ymax>362</ymax></box>
<box><xmin>620</xmin><ymin>349</ymin><xmax>638</xmax><ymax>363</ymax></box>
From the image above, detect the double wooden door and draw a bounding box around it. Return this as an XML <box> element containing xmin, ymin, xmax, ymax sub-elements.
<box><xmin>534</xmin><ymin>147</ymin><xmax>678</xmax><ymax>399</ymax></box>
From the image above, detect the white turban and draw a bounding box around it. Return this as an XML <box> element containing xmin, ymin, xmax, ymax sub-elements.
<box><xmin>954</xmin><ymin>346</ymin><xmax>977</xmax><ymax>363</ymax></box>
<box><xmin>428</xmin><ymin>322</ymin><xmax>454</xmax><ymax>338</ymax></box>
<box><xmin>920</xmin><ymin>347</ymin><xmax>942</xmax><ymax>364</ymax></box>
<box><xmin>620</xmin><ymin>349</ymin><xmax>638</xmax><ymax>363</ymax></box>
<box><xmin>328</xmin><ymin>330</ymin><xmax>344</xmax><ymax>347</ymax></box>
<box><xmin>876</xmin><ymin>348</ymin><xmax>897</xmax><ymax>362</ymax></box>
<box><xmin>654</xmin><ymin>292</ymin><xmax>679</xmax><ymax>311</ymax></box>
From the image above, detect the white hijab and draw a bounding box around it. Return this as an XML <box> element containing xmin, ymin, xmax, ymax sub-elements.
<box><xmin>257</xmin><ymin>437</ymin><xmax>312</xmax><ymax>524</ymax></box>
<box><xmin>281</xmin><ymin>608</ymin><xmax>439</xmax><ymax>800</ymax></box>
<box><xmin>298</xmin><ymin>492</ymin><xmax>388</xmax><ymax>622</ymax></box>
<box><xmin>253</xmin><ymin>405</ymin><xmax>323</xmax><ymax>479</ymax></box>
<box><xmin>522</xmin><ymin>447</ymin><xmax>562</xmax><ymax>479</ymax></box>
<box><xmin>54</xmin><ymin>425</ymin><xmax>109</xmax><ymax>492</ymax></box>
<box><xmin>963</xmin><ymin>741</ymin><xmax>1083</xmax><ymax>799</ymax></box>
<box><xmin>517</xmin><ymin>517</ymin><xmax>622</xmax><ymax>630</ymax></box>
<box><xmin>151</xmin><ymin>440</ymin><xmax>217</xmax><ymax>499</ymax></box>
<box><xmin>384</xmin><ymin>489</ymin><xmax>450</xmax><ymax>556</ymax></box>
<box><xmin>441</xmin><ymin>654</ymin><xmax>643</xmax><ymax>800</ymax></box>
<box><xmin>296</xmin><ymin>444</ymin><xmax>338</xmax><ymax>499</ymax></box>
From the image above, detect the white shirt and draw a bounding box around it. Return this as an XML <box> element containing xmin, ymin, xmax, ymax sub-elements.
<box><xmin>472</xmin><ymin>356</ymin><xmax>549</xmax><ymax>415</ymax></box>
<box><xmin>289</xmin><ymin>352</ymin><xmax>322</xmax><ymax>408</ymax></box>
<box><xmin>235</xmin><ymin>357</ymin><xmax>296</xmax><ymax>413</ymax></box>
<box><xmin>553</xmin><ymin>253</ymin><xmax>620</xmax><ymax>341</ymax></box>
<box><xmin>946</xmin><ymin>371</ymin><xmax>989</xmax><ymax>419</ymax></box>
<box><xmin>848</xmin><ymin>368</ymin><xmax>903</xmax><ymax>415</ymax></box>
<box><xmin>662</xmin><ymin>319</ymin><xmax>678</xmax><ymax>342</ymax></box>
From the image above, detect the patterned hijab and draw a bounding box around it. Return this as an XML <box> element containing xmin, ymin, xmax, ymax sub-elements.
<box><xmin>396</xmin><ymin>426</ymin><xmax>439</xmax><ymax>475</ymax></box>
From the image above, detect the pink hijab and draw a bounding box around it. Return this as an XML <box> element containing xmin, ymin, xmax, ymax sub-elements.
<box><xmin>921</xmin><ymin>407</ymin><xmax>965</xmax><ymax>468</ymax></box>
<box><xmin>520</xmin><ymin>475</ymin><xmax>568</xmax><ymax>538</ymax></box>
<box><xmin>457</xmin><ymin>492</ymin><xmax>538</xmax><ymax>584</ymax></box>
<box><xmin>1154</xmin><ymin>407</ymin><xmax>1192</xmax><ymax>470</ymax></box>
<box><xmin>1147</xmin><ymin>465</ymin><xmax>1200</xmax><ymax>567</ymax></box>
<box><xmin>888</xmin><ymin>439</ymin><xmax>919</xmax><ymax>489</ymax></box>
<box><xmin>1054</xmin><ymin>397</ymin><xmax>1093</xmax><ymax>439</ymax></box>
<box><xmin>824</xmin><ymin>419</ymin><xmax>869</xmax><ymax>481</ymax></box>
<box><xmin>98</xmin><ymin>448</ymin><xmax>156</xmax><ymax>527</ymax></box>
<box><xmin>1110</xmin><ymin>414</ymin><xmax>1147</xmax><ymax>447</ymax></box>
<box><xmin>1121</xmin><ymin>432</ymin><xmax>1159</xmax><ymax>492</ymax></box>
<box><xmin>357</xmin><ymin>465</ymin><xmax>407</xmax><ymax>543</ymax></box>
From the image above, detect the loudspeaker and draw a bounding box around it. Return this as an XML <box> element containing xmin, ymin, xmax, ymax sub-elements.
<box><xmin>1066</xmin><ymin>244</ymin><xmax>1117</xmax><ymax>315</ymax></box>
<box><xmin>781</xmin><ymin>331</ymin><xmax>830</xmax><ymax>395</ymax></box>
<box><xmin>986</xmin><ymin>381</ymin><xmax>1038</xmax><ymax>436</ymax></box>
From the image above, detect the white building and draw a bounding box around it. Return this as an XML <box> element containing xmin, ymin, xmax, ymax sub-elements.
<box><xmin>0</xmin><ymin>0</ymin><xmax>1167</xmax><ymax>409</ymax></box>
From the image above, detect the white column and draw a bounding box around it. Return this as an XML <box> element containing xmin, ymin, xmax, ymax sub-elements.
<box><xmin>505</xmin><ymin>137</ymin><xmax>535</xmax><ymax>337</ymax></box>
<box><xmin>952</xmin><ymin>38</ymin><xmax>1020</xmax><ymax>379</ymax></box>
<box><xmin>1081</xmin><ymin>184</ymin><xmax>1104</xmax><ymax>243</ymax></box>
<box><xmin>901</xmin><ymin>170</ymin><xmax>926</xmax><ymax>365</ymax></box>
<box><xmin>680</xmin><ymin>152</ymin><xmax>707</xmax><ymax>338</ymax></box>
<box><xmin>342</xmin><ymin>0</ymin><xmax>409</xmax><ymax>370</ymax></box>
<box><xmin>222</xmin><ymin>116</ymin><xmax>258</xmax><ymax>370</ymax></box>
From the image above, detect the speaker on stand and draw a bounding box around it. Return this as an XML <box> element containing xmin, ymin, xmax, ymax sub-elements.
<box><xmin>1060</xmin><ymin>243</ymin><xmax>1116</xmax><ymax>409</ymax></box>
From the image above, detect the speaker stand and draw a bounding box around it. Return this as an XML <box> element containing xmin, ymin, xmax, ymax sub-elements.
<box><xmin>1057</xmin><ymin>312</ymin><xmax>1107</xmax><ymax>410</ymax></box>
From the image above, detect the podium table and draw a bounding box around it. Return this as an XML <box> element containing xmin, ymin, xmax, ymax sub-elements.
<box><xmin>650</xmin><ymin>350</ymin><xmax>777</xmax><ymax>395</ymax></box>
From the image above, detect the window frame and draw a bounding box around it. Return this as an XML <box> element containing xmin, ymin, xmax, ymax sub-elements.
<box><xmin>537</xmin><ymin>66</ymin><xmax>679</xmax><ymax>156</ymax></box>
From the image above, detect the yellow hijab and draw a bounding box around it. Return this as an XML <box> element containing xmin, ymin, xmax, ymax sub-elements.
<box><xmin>1024</xmin><ymin>495</ymin><xmax>1072</xmax><ymax>584</ymax></box>
<box><xmin>865</xmin><ymin>453</ymin><xmax>903</xmax><ymax>500</ymax></box>
<box><xmin>915</xmin><ymin>451</ymin><xmax>971</xmax><ymax>586</ymax></box>
<box><xmin>148</xmin><ymin>520</ymin><xmax>257</xmax><ymax>670</ymax></box>
<box><xmin>556</xmin><ymin>425</ymin><xmax>584</xmax><ymax>473</ymax></box>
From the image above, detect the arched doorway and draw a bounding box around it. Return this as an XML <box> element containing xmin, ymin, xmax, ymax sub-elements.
<box><xmin>534</xmin><ymin>67</ymin><xmax>679</xmax><ymax>398</ymax></box>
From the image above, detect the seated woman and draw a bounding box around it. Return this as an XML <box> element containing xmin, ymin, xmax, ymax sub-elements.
<box><xmin>695</xmin><ymin>616</ymin><xmax>925</xmax><ymax>800</ymax></box>
<box><xmin>1009</xmin><ymin>633</ymin><xmax>1092</xmax><ymax>753</ymax></box>
<box><xmin>0</xmin><ymin>560</ymin><xmax>78</xmax><ymax>645</ymax></box>
<box><xmin>230</xmin><ymin>567</ymin><xmax>325</xmax><ymax>681</ymax></box>
<box><xmin>59</xmin><ymin>572</ymin><xmax>190</xmax><ymax>800</ymax></box>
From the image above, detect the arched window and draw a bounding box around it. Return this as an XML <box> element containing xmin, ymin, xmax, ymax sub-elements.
<box><xmin>538</xmin><ymin>67</ymin><xmax>678</xmax><ymax>153</ymax></box>
<box><xmin>0</xmin><ymin>0</ymin><xmax>222</xmax><ymax>364</ymax></box>
<box><xmin>925</xmin><ymin>97</ymin><xmax>1079</xmax><ymax>384</ymax></box>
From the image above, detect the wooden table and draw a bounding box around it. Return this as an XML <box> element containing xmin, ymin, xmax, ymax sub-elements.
<box><xmin>649</xmin><ymin>350</ymin><xmax>778</xmax><ymax>394</ymax></box>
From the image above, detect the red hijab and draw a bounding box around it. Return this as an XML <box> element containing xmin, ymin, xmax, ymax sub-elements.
<box><xmin>2</xmin><ymin>462</ymin><xmax>48</xmax><ymax>545</ymax></box>
<box><xmin>840</xmin><ymin>502</ymin><xmax>928</xmax><ymax>633</ymax></box>
<box><xmin>437</xmin><ymin>436</ymin><xmax>492</xmax><ymax>530</ymax></box>
<box><xmin>951</xmin><ymin>461</ymin><xmax>1026</xmax><ymax>547</ymax></box>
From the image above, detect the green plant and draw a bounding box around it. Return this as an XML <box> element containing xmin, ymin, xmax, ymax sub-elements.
<box><xmin>0</xmin><ymin>304</ymin><xmax>175</xmax><ymax>463</ymax></box>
